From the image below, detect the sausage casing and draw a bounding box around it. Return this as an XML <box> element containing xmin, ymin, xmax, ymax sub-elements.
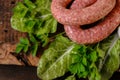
<box><xmin>64</xmin><ymin>0</ymin><xmax>120</xmax><ymax>44</ymax></box>
<box><xmin>51</xmin><ymin>0</ymin><xmax>116</xmax><ymax>25</ymax></box>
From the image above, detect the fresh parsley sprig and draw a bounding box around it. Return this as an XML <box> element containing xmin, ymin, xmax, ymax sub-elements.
<box><xmin>69</xmin><ymin>45</ymin><xmax>101</xmax><ymax>80</ymax></box>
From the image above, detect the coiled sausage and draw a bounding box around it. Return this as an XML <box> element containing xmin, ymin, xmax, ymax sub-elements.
<box><xmin>64</xmin><ymin>0</ymin><xmax>120</xmax><ymax>44</ymax></box>
<box><xmin>51</xmin><ymin>0</ymin><xmax>116</xmax><ymax>25</ymax></box>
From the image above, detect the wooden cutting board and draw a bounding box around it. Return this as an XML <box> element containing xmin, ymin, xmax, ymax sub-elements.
<box><xmin>0</xmin><ymin>0</ymin><xmax>26</xmax><ymax>44</ymax></box>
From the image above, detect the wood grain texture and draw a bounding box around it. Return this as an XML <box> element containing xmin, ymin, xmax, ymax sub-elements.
<box><xmin>0</xmin><ymin>0</ymin><xmax>26</xmax><ymax>44</ymax></box>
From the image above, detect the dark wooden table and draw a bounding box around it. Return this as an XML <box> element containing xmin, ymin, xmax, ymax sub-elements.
<box><xmin>0</xmin><ymin>0</ymin><xmax>26</xmax><ymax>44</ymax></box>
<box><xmin>0</xmin><ymin>0</ymin><xmax>40</xmax><ymax>80</ymax></box>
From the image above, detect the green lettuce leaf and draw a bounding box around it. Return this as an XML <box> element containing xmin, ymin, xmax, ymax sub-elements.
<box><xmin>37</xmin><ymin>35</ymin><xmax>75</xmax><ymax>79</ymax></box>
<box><xmin>37</xmin><ymin>35</ymin><xmax>100</xmax><ymax>80</ymax></box>
<box><xmin>11</xmin><ymin>0</ymin><xmax>57</xmax><ymax>33</ymax></box>
<box><xmin>65</xmin><ymin>75</ymin><xmax>76</xmax><ymax>80</ymax></box>
<box><xmin>96</xmin><ymin>32</ymin><xmax>120</xmax><ymax>80</ymax></box>
<box><xmin>15</xmin><ymin>38</ymin><xmax>30</xmax><ymax>53</ymax></box>
<box><xmin>11</xmin><ymin>0</ymin><xmax>57</xmax><ymax>46</ymax></box>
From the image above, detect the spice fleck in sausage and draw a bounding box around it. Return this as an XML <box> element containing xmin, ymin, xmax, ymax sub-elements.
<box><xmin>51</xmin><ymin>0</ymin><xmax>116</xmax><ymax>25</ymax></box>
<box><xmin>64</xmin><ymin>0</ymin><xmax>120</xmax><ymax>44</ymax></box>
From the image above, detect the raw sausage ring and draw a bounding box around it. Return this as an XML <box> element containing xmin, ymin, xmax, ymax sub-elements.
<box><xmin>51</xmin><ymin>0</ymin><xmax>120</xmax><ymax>44</ymax></box>
<box><xmin>64</xmin><ymin>0</ymin><xmax>120</xmax><ymax>44</ymax></box>
<box><xmin>51</xmin><ymin>0</ymin><xmax>116</xmax><ymax>25</ymax></box>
